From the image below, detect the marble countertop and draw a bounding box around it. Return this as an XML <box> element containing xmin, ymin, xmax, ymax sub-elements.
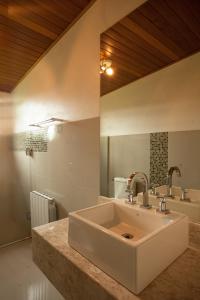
<box><xmin>32</xmin><ymin>219</ymin><xmax>200</xmax><ymax>300</ymax></box>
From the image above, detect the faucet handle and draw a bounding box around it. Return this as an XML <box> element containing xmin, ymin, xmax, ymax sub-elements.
<box><xmin>157</xmin><ymin>196</ymin><xmax>170</xmax><ymax>214</ymax></box>
<box><xmin>150</xmin><ymin>184</ymin><xmax>159</xmax><ymax>196</ymax></box>
<box><xmin>125</xmin><ymin>192</ymin><xmax>137</xmax><ymax>205</ymax></box>
<box><xmin>180</xmin><ymin>188</ymin><xmax>191</xmax><ymax>202</ymax></box>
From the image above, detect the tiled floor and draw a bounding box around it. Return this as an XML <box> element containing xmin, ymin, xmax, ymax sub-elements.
<box><xmin>0</xmin><ymin>239</ymin><xmax>64</xmax><ymax>300</ymax></box>
<box><xmin>0</xmin><ymin>219</ymin><xmax>29</xmax><ymax>246</ymax></box>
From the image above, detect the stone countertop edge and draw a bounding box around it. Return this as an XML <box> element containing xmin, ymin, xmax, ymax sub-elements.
<box><xmin>32</xmin><ymin>219</ymin><xmax>139</xmax><ymax>300</ymax></box>
<box><xmin>32</xmin><ymin>218</ymin><xmax>200</xmax><ymax>300</ymax></box>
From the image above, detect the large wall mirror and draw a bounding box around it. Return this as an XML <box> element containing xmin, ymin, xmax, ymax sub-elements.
<box><xmin>100</xmin><ymin>0</ymin><xmax>200</xmax><ymax>223</ymax></box>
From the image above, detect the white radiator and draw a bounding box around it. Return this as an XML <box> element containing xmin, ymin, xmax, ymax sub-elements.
<box><xmin>30</xmin><ymin>191</ymin><xmax>57</xmax><ymax>228</ymax></box>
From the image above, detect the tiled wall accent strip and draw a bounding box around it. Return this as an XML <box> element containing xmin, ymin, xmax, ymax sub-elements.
<box><xmin>150</xmin><ymin>132</ymin><xmax>168</xmax><ymax>186</ymax></box>
<box><xmin>13</xmin><ymin>128</ymin><xmax>48</xmax><ymax>152</ymax></box>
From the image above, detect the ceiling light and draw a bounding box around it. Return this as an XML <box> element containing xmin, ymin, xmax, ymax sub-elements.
<box><xmin>100</xmin><ymin>59</ymin><xmax>114</xmax><ymax>76</ymax></box>
<box><xmin>105</xmin><ymin>67</ymin><xmax>114</xmax><ymax>76</ymax></box>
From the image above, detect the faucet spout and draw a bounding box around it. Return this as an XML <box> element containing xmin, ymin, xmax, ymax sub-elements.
<box><xmin>128</xmin><ymin>172</ymin><xmax>151</xmax><ymax>209</ymax></box>
<box><xmin>166</xmin><ymin>166</ymin><xmax>181</xmax><ymax>198</ymax></box>
<box><xmin>168</xmin><ymin>166</ymin><xmax>181</xmax><ymax>177</ymax></box>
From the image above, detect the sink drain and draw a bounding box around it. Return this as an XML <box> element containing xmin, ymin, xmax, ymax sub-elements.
<box><xmin>121</xmin><ymin>233</ymin><xmax>134</xmax><ymax>239</ymax></box>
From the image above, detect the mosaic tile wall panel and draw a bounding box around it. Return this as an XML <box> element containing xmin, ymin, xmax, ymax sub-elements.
<box><xmin>150</xmin><ymin>132</ymin><xmax>168</xmax><ymax>186</ymax></box>
<box><xmin>13</xmin><ymin>128</ymin><xmax>48</xmax><ymax>152</ymax></box>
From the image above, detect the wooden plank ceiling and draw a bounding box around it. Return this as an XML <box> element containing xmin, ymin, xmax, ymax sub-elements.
<box><xmin>100</xmin><ymin>0</ymin><xmax>200</xmax><ymax>96</ymax></box>
<box><xmin>0</xmin><ymin>0</ymin><xmax>93</xmax><ymax>92</ymax></box>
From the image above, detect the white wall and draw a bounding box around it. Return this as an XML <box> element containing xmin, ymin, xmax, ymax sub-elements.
<box><xmin>10</xmin><ymin>0</ymin><xmax>146</xmax><ymax>229</ymax></box>
<box><xmin>101</xmin><ymin>52</ymin><xmax>200</xmax><ymax>136</ymax></box>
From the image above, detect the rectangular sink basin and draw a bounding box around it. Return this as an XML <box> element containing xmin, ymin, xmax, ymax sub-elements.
<box><xmin>68</xmin><ymin>200</ymin><xmax>188</xmax><ymax>294</ymax></box>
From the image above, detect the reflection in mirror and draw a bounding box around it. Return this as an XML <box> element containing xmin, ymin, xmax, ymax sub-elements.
<box><xmin>100</xmin><ymin>0</ymin><xmax>200</xmax><ymax>96</ymax></box>
<box><xmin>100</xmin><ymin>0</ymin><xmax>200</xmax><ymax>223</ymax></box>
<box><xmin>100</xmin><ymin>131</ymin><xmax>200</xmax><ymax>222</ymax></box>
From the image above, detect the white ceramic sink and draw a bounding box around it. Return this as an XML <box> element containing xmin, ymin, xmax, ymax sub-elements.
<box><xmin>68</xmin><ymin>200</ymin><xmax>188</xmax><ymax>294</ymax></box>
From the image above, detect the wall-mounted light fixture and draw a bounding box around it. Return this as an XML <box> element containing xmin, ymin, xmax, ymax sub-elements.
<box><xmin>100</xmin><ymin>59</ymin><xmax>114</xmax><ymax>76</ymax></box>
<box><xmin>29</xmin><ymin>117</ymin><xmax>66</xmax><ymax>128</ymax></box>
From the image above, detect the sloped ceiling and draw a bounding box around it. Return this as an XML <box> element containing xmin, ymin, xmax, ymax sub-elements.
<box><xmin>100</xmin><ymin>0</ymin><xmax>200</xmax><ymax>96</ymax></box>
<box><xmin>0</xmin><ymin>0</ymin><xmax>93</xmax><ymax>92</ymax></box>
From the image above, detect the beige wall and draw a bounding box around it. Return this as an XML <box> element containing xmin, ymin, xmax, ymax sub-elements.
<box><xmin>101</xmin><ymin>52</ymin><xmax>200</xmax><ymax>136</ymax></box>
<box><xmin>8</xmin><ymin>0</ymin><xmax>146</xmax><ymax>235</ymax></box>
<box><xmin>108</xmin><ymin>134</ymin><xmax>150</xmax><ymax>197</ymax></box>
<box><xmin>168</xmin><ymin>130</ymin><xmax>200</xmax><ymax>189</ymax></box>
<box><xmin>0</xmin><ymin>92</ymin><xmax>13</xmax><ymax>136</ymax></box>
<box><xmin>0</xmin><ymin>92</ymin><xmax>13</xmax><ymax>244</ymax></box>
<box><xmin>0</xmin><ymin>92</ymin><xmax>13</xmax><ymax>224</ymax></box>
<box><xmin>27</xmin><ymin>118</ymin><xmax>99</xmax><ymax>217</ymax></box>
<box><xmin>0</xmin><ymin>93</ymin><xmax>29</xmax><ymax>245</ymax></box>
<box><xmin>100</xmin><ymin>136</ymin><xmax>109</xmax><ymax>196</ymax></box>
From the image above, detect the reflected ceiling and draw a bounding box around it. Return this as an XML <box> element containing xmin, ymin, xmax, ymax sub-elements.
<box><xmin>0</xmin><ymin>0</ymin><xmax>93</xmax><ymax>92</ymax></box>
<box><xmin>100</xmin><ymin>0</ymin><xmax>200</xmax><ymax>96</ymax></box>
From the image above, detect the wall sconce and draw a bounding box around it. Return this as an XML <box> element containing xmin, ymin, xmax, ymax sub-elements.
<box><xmin>29</xmin><ymin>117</ymin><xmax>66</xmax><ymax>128</ymax></box>
<box><xmin>100</xmin><ymin>59</ymin><xmax>114</xmax><ymax>76</ymax></box>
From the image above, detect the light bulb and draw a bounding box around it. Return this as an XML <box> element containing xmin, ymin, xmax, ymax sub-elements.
<box><xmin>106</xmin><ymin>67</ymin><xmax>114</xmax><ymax>76</ymax></box>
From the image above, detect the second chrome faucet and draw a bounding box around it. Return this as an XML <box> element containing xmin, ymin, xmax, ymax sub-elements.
<box><xmin>126</xmin><ymin>172</ymin><xmax>152</xmax><ymax>209</ymax></box>
<box><xmin>166</xmin><ymin>166</ymin><xmax>181</xmax><ymax>198</ymax></box>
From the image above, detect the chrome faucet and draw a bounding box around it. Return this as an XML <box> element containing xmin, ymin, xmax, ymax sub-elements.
<box><xmin>127</xmin><ymin>172</ymin><xmax>151</xmax><ymax>209</ymax></box>
<box><xmin>166</xmin><ymin>166</ymin><xmax>181</xmax><ymax>198</ymax></box>
<box><xmin>126</xmin><ymin>173</ymin><xmax>137</xmax><ymax>205</ymax></box>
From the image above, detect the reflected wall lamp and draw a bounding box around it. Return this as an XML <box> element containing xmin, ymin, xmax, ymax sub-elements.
<box><xmin>100</xmin><ymin>59</ymin><xmax>114</xmax><ymax>76</ymax></box>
